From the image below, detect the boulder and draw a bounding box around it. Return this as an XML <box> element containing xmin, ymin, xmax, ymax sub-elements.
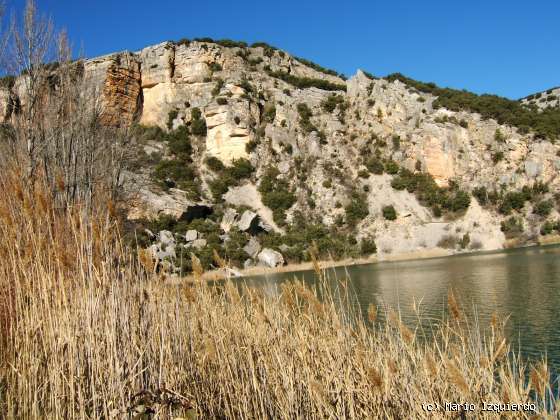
<box><xmin>279</xmin><ymin>244</ymin><xmax>291</xmax><ymax>252</ymax></box>
<box><xmin>158</xmin><ymin>230</ymin><xmax>175</xmax><ymax>245</ymax></box>
<box><xmin>237</xmin><ymin>210</ymin><xmax>266</xmax><ymax>234</ymax></box>
<box><xmin>243</xmin><ymin>237</ymin><xmax>261</xmax><ymax>258</ymax></box>
<box><xmin>237</xmin><ymin>210</ymin><xmax>258</xmax><ymax>231</ymax></box>
<box><xmin>221</xmin><ymin>208</ymin><xmax>238</xmax><ymax>232</ymax></box>
<box><xmin>243</xmin><ymin>258</ymin><xmax>255</xmax><ymax>269</ymax></box>
<box><xmin>257</xmin><ymin>248</ymin><xmax>285</xmax><ymax>268</ymax></box>
<box><xmin>185</xmin><ymin>229</ymin><xmax>198</xmax><ymax>242</ymax></box>
<box><xmin>191</xmin><ymin>239</ymin><xmax>207</xmax><ymax>250</ymax></box>
<box><xmin>158</xmin><ymin>243</ymin><xmax>176</xmax><ymax>260</ymax></box>
<box><xmin>258</xmin><ymin>220</ymin><xmax>273</xmax><ymax>232</ymax></box>
<box><xmin>148</xmin><ymin>243</ymin><xmax>176</xmax><ymax>261</ymax></box>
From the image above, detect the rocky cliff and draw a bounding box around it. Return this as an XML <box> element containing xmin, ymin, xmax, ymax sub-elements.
<box><xmin>3</xmin><ymin>39</ymin><xmax>560</xmax><ymax>272</ymax></box>
<box><xmin>521</xmin><ymin>87</ymin><xmax>560</xmax><ymax>110</ymax></box>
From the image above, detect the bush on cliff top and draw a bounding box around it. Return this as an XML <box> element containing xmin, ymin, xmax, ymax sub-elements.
<box><xmin>385</xmin><ymin>72</ymin><xmax>560</xmax><ymax>140</ymax></box>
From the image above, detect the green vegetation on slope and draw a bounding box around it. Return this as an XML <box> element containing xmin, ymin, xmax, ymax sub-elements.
<box><xmin>386</xmin><ymin>73</ymin><xmax>560</xmax><ymax>140</ymax></box>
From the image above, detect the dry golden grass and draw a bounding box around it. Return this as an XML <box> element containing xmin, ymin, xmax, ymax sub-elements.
<box><xmin>0</xmin><ymin>170</ymin><xmax>558</xmax><ymax>419</ymax></box>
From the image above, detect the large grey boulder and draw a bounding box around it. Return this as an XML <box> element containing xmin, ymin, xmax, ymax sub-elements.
<box><xmin>185</xmin><ymin>229</ymin><xmax>198</xmax><ymax>242</ymax></box>
<box><xmin>158</xmin><ymin>243</ymin><xmax>176</xmax><ymax>260</ymax></box>
<box><xmin>257</xmin><ymin>248</ymin><xmax>284</xmax><ymax>268</ymax></box>
<box><xmin>243</xmin><ymin>237</ymin><xmax>261</xmax><ymax>258</ymax></box>
<box><xmin>148</xmin><ymin>243</ymin><xmax>176</xmax><ymax>260</ymax></box>
<box><xmin>191</xmin><ymin>239</ymin><xmax>207</xmax><ymax>250</ymax></box>
<box><xmin>237</xmin><ymin>210</ymin><xmax>258</xmax><ymax>231</ymax></box>
<box><xmin>258</xmin><ymin>220</ymin><xmax>273</xmax><ymax>232</ymax></box>
<box><xmin>158</xmin><ymin>230</ymin><xmax>175</xmax><ymax>245</ymax></box>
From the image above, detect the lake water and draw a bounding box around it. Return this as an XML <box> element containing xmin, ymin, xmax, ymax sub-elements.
<box><xmin>241</xmin><ymin>245</ymin><xmax>560</xmax><ymax>383</ymax></box>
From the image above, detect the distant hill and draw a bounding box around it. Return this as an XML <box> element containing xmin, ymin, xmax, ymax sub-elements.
<box><xmin>521</xmin><ymin>87</ymin><xmax>560</xmax><ymax>110</ymax></box>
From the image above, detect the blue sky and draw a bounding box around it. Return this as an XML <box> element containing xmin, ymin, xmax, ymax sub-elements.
<box><xmin>7</xmin><ymin>0</ymin><xmax>559</xmax><ymax>99</ymax></box>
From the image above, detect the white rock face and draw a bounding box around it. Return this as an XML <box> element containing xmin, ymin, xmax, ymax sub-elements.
<box><xmin>205</xmin><ymin>97</ymin><xmax>255</xmax><ymax>162</ymax></box>
<box><xmin>257</xmin><ymin>248</ymin><xmax>285</xmax><ymax>268</ymax></box>
<box><xmin>27</xmin><ymin>40</ymin><xmax>556</xmax><ymax>260</ymax></box>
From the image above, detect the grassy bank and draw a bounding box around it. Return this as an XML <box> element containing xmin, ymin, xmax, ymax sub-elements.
<box><xmin>0</xmin><ymin>171</ymin><xmax>557</xmax><ymax>419</ymax></box>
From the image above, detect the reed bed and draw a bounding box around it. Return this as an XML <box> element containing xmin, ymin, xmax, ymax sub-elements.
<box><xmin>0</xmin><ymin>171</ymin><xmax>557</xmax><ymax>419</ymax></box>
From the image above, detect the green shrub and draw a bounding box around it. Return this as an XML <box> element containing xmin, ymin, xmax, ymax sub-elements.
<box><xmin>533</xmin><ymin>200</ymin><xmax>553</xmax><ymax>217</ymax></box>
<box><xmin>460</xmin><ymin>233</ymin><xmax>471</xmax><ymax>249</ymax></box>
<box><xmin>499</xmin><ymin>191</ymin><xmax>526</xmax><ymax>214</ymax></box>
<box><xmin>492</xmin><ymin>151</ymin><xmax>504</xmax><ymax>164</ymax></box>
<box><xmin>190</xmin><ymin>118</ymin><xmax>207</xmax><ymax>136</ymax></box>
<box><xmin>205</xmin><ymin>156</ymin><xmax>225</xmax><ymax>172</ymax></box>
<box><xmin>258</xmin><ymin>167</ymin><xmax>296</xmax><ymax>225</ymax></box>
<box><xmin>391</xmin><ymin>169</ymin><xmax>470</xmax><ymax>215</ymax></box>
<box><xmin>293</xmin><ymin>56</ymin><xmax>345</xmax><ymax>79</ymax></box>
<box><xmin>540</xmin><ymin>220</ymin><xmax>560</xmax><ymax>235</ymax></box>
<box><xmin>365</xmin><ymin>158</ymin><xmax>384</xmax><ymax>175</ymax></box>
<box><xmin>195</xmin><ymin>38</ymin><xmax>248</xmax><ymax>48</ymax></box>
<box><xmin>472</xmin><ymin>186</ymin><xmax>488</xmax><ymax>205</ymax></box>
<box><xmin>191</xmin><ymin>107</ymin><xmax>202</xmax><ymax>120</ymax></box>
<box><xmin>190</xmin><ymin>108</ymin><xmax>207</xmax><ymax>136</ymax></box>
<box><xmin>245</xmin><ymin>139</ymin><xmax>259</xmax><ymax>153</ymax></box>
<box><xmin>212</xmin><ymin>78</ymin><xmax>224</xmax><ymax>96</ymax></box>
<box><xmin>263</xmin><ymin>103</ymin><xmax>276</xmax><ymax>123</ymax></box>
<box><xmin>227</xmin><ymin>158</ymin><xmax>254</xmax><ymax>180</ymax></box>
<box><xmin>166</xmin><ymin>126</ymin><xmax>192</xmax><ymax>159</ymax></box>
<box><xmin>297</xmin><ymin>103</ymin><xmax>317</xmax><ymax>134</ymax></box>
<box><xmin>321</xmin><ymin>95</ymin><xmax>345</xmax><ymax>113</ymax></box>
<box><xmin>357</xmin><ymin>169</ymin><xmax>370</xmax><ymax>179</ymax></box>
<box><xmin>385</xmin><ymin>72</ymin><xmax>560</xmax><ymax>140</ymax></box>
<box><xmin>360</xmin><ymin>237</ymin><xmax>377</xmax><ymax>255</ymax></box>
<box><xmin>344</xmin><ymin>192</ymin><xmax>369</xmax><ymax>227</ymax></box>
<box><xmin>384</xmin><ymin>160</ymin><xmax>399</xmax><ymax>175</ymax></box>
<box><xmin>267</xmin><ymin>70</ymin><xmax>346</xmax><ymax>92</ymax></box>
<box><xmin>382</xmin><ymin>205</ymin><xmax>397</xmax><ymax>221</ymax></box>
<box><xmin>392</xmin><ymin>135</ymin><xmax>401</xmax><ymax>150</ymax></box>
<box><xmin>153</xmin><ymin>159</ymin><xmax>195</xmax><ymax>188</ymax></box>
<box><xmin>167</xmin><ymin>109</ymin><xmax>179</xmax><ymax>130</ymax></box>
<box><xmin>449</xmin><ymin>190</ymin><xmax>471</xmax><ymax>212</ymax></box>
<box><xmin>501</xmin><ymin>216</ymin><xmax>524</xmax><ymax>238</ymax></box>
<box><xmin>209</xmin><ymin>62</ymin><xmax>222</xmax><ymax>72</ymax></box>
<box><xmin>132</xmin><ymin>124</ymin><xmax>166</xmax><ymax>142</ymax></box>
<box><xmin>209</xmin><ymin>176</ymin><xmax>234</xmax><ymax>200</ymax></box>
<box><xmin>494</xmin><ymin>129</ymin><xmax>506</xmax><ymax>142</ymax></box>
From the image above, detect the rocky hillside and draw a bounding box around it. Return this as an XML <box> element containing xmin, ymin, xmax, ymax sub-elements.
<box><xmin>3</xmin><ymin>38</ymin><xmax>559</xmax><ymax>273</ymax></box>
<box><xmin>521</xmin><ymin>87</ymin><xmax>560</xmax><ymax>110</ymax></box>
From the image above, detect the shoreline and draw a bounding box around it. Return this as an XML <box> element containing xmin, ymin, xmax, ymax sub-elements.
<box><xmin>170</xmin><ymin>238</ymin><xmax>560</xmax><ymax>283</ymax></box>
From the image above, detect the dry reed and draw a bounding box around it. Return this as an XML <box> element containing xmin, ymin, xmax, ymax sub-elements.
<box><xmin>0</xmin><ymin>169</ymin><xmax>557</xmax><ymax>419</ymax></box>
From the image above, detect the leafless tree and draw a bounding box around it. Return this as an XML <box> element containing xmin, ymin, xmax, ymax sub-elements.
<box><xmin>0</xmin><ymin>0</ymin><xmax>130</xmax><ymax>209</ymax></box>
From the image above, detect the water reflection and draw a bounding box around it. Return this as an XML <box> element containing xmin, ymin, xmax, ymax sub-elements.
<box><xmin>242</xmin><ymin>245</ymin><xmax>560</xmax><ymax>378</ymax></box>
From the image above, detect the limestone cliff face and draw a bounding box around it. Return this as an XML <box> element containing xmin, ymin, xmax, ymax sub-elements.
<box><xmin>2</xmin><ymin>40</ymin><xmax>559</xmax><ymax>261</ymax></box>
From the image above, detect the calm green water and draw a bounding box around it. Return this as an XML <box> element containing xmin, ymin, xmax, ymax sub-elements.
<box><xmin>242</xmin><ymin>245</ymin><xmax>560</xmax><ymax>383</ymax></box>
